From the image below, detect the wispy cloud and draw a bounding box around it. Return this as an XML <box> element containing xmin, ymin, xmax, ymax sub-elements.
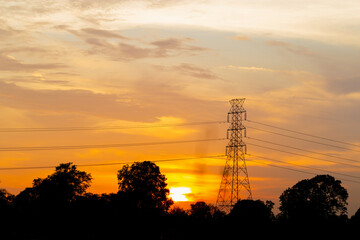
<box><xmin>226</xmin><ymin>65</ymin><xmax>278</xmax><ymax>72</ymax></box>
<box><xmin>0</xmin><ymin>80</ymin><xmax>225</xmax><ymax>122</ymax></box>
<box><xmin>154</xmin><ymin>63</ymin><xmax>219</xmax><ymax>80</ymax></box>
<box><xmin>80</xmin><ymin>28</ymin><xmax>129</xmax><ymax>40</ymax></box>
<box><xmin>266</xmin><ymin>40</ymin><xmax>315</xmax><ymax>56</ymax></box>
<box><xmin>325</xmin><ymin>77</ymin><xmax>360</xmax><ymax>94</ymax></box>
<box><xmin>62</xmin><ymin>25</ymin><xmax>130</xmax><ymax>40</ymax></box>
<box><xmin>68</xmin><ymin>0</ymin><xmax>125</xmax><ymax>10</ymax></box>
<box><xmin>223</xmin><ymin>65</ymin><xmax>311</xmax><ymax>75</ymax></box>
<box><xmin>0</xmin><ymin>26</ymin><xmax>23</xmax><ymax>39</ymax></box>
<box><xmin>0</xmin><ymin>55</ymin><xmax>66</xmax><ymax>72</ymax></box>
<box><xmin>67</xmin><ymin>27</ymin><xmax>208</xmax><ymax>60</ymax></box>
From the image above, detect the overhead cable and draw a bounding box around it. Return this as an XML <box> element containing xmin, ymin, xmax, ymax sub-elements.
<box><xmin>0</xmin><ymin>154</ymin><xmax>226</xmax><ymax>171</ymax></box>
<box><xmin>246</xmin><ymin>136</ymin><xmax>360</xmax><ymax>165</ymax></box>
<box><xmin>246</xmin><ymin>158</ymin><xmax>360</xmax><ymax>184</ymax></box>
<box><xmin>246</xmin><ymin>126</ymin><xmax>360</xmax><ymax>153</ymax></box>
<box><xmin>246</xmin><ymin>119</ymin><xmax>360</xmax><ymax>148</ymax></box>
<box><xmin>0</xmin><ymin>121</ymin><xmax>227</xmax><ymax>133</ymax></box>
<box><xmin>246</xmin><ymin>152</ymin><xmax>360</xmax><ymax>180</ymax></box>
<box><xmin>0</xmin><ymin>138</ymin><xmax>226</xmax><ymax>152</ymax></box>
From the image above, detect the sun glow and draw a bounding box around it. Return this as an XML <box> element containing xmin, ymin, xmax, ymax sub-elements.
<box><xmin>169</xmin><ymin>187</ymin><xmax>192</xmax><ymax>202</ymax></box>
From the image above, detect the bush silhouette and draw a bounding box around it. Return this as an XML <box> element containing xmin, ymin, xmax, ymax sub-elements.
<box><xmin>229</xmin><ymin>199</ymin><xmax>274</xmax><ymax>224</ymax></box>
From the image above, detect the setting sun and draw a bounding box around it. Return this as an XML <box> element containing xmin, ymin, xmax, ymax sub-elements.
<box><xmin>170</xmin><ymin>187</ymin><xmax>192</xmax><ymax>202</ymax></box>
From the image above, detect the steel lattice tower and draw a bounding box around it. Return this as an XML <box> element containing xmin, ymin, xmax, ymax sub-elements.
<box><xmin>216</xmin><ymin>98</ymin><xmax>252</xmax><ymax>212</ymax></box>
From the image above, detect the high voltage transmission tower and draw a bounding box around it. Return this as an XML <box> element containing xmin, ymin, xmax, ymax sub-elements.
<box><xmin>216</xmin><ymin>98</ymin><xmax>252</xmax><ymax>212</ymax></box>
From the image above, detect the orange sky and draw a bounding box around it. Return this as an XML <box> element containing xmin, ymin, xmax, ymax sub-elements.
<box><xmin>0</xmin><ymin>0</ymin><xmax>360</xmax><ymax>215</ymax></box>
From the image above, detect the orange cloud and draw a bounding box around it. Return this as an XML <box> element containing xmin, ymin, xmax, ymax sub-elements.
<box><xmin>0</xmin><ymin>55</ymin><xmax>66</xmax><ymax>72</ymax></box>
<box><xmin>97</xmin><ymin>116</ymin><xmax>198</xmax><ymax>139</ymax></box>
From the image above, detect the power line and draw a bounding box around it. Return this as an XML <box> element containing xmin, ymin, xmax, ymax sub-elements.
<box><xmin>246</xmin><ymin>150</ymin><xmax>360</xmax><ymax>180</ymax></box>
<box><xmin>0</xmin><ymin>138</ymin><xmax>227</xmax><ymax>152</ymax></box>
<box><xmin>0</xmin><ymin>154</ymin><xmax>226</xmax><ymax>171</ymax></box>
<box><xmin>246</xmin><ymin>158</ymin><xmax>360</xmax><ymax>184</ymax></box>
<box><xmin>246</xmin><ymin>136</ymin><xmax>360</xmax><ymax>165</ymax></box>
<box><xmin>247</xmin><ymin>142</ymin><xmax>360</xmax><ymax>179</ymax></box>
<box><xmin>0</xmin><ymin>121</ymin><xmax>227</xmax><ymax>133</ymax></box>
<box><xmin>246</xmin><ymin>126</ymin><xmax>360</xmax><ymax>153</ymax></box>
<box><xmin>247</xmin><ymin>159</ymin><xmax>324</xmax><ymax>176</ymax></box>
<box><xmin>246</xmin><ymin>119</ymin><xmax>360</xmax><ymax>148</ymax></box>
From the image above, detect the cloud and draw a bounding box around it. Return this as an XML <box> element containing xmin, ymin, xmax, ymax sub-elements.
<box><xmin>266</xmin><ymin>40</ymin><xmax>315</xmax><ymax>56</ymax></box>
<box><xmin>150</xmin><ymin>37</ymin><xmax>207</xmax><ymax>54</ymax></box>
<box><xmin>98</xmin><ymin>116</ymin><xmax>197</xmax><ymax>139</ymax></box>
<box><xmin>68</xmin><ymin>0</ymin><xmax>128</xmax><ymax>10</ymax></box>
<box><xmin>68</xmin><ymin>27</ymin><xmax>208</xmax><ymax>60</ymax></box>
<box><xmin>233</xmin><ymin>35</ymin><xmax>250</xmax><ymax>41</ymax></box>
<box><xmin>151</xmin><ymin>38</ymin><xmax>190</xmax><ymax>49</ymax></box>
<box><xmin>147</xmin><ymin>0</ymin><xmax>190</xmax><ymax>8</ymax></box>
<box><xmin>0</xmin><ymin>55</ymin><xmax>66</xmax><ymax>72</ymax></box>
<box><xmin>0</xmin><ymin>75</ymin><xmax>71</xmax><ymax>87</ymax></box>
<box><xmin>0</xmin><ymin>27</ymin><xmax>22</xmax><ymax>39</ymax></box>
<box><xmin>172</xmin><ymin>63</ymin><xmax>219</xmax><ymax>79</ymax></box>
<box><xmin>84</xmin><ymin>39</ymin><xmax>153</xmax><ymax>59</ymax></box>
<box><xmin>149</xmin><ymin>37</ymin><xmax>208</xmax><ymax>58</ymax></box>
<box><xmin>226</xmin><ymin>65</ymin><xmax>277</xmax><ymax>73</ymax></box>
<box><xmin>0</xmin><ymin>47</ymin><xmax>48</xmax><ymax>55</ymax></box>
<box><xmin>0</xmin><ymin>80</ymin><xmax>140</xmax><ymax>120</ymax></box>
<box><xmin>117</xmin><ymin>43</ymin><xmax>153</xmax><ymax>59</ymax></box>
<box><xmin>68</xmin><ymin>0</ymin><xmax>188</xmax><ymax>10</ymax></box>
<box><xmin>78</xmin><ymin>15</ymin><xmax>119</xmax><ymax>26</ymax></box>
<box><xmin>325</xmin><ymin>77</ymin><xmax>360</xmax><ymax>94</ymax></box>
<box><xmin>67</xmin><ymin>27</ymin><xmax>129</xmax><ymax>40</ymax></box>
<box><xmin>155</xmin><ymin>63</ymin><xmax>219</xmax><ymax>80</ymax></box>
<box><xmin>81</xmin><ymin>28</ymin><xmax>129</xmax><ymax>40</ymax></box>
<box><xmin>0</xmin><ymin>80</ymin><xmax>225</xmax><ymax>122</ymax></box>
<box><xmin>224</xmin><ymin>65</ymin><xmax>311</xmax><ymax>75</ymax></box>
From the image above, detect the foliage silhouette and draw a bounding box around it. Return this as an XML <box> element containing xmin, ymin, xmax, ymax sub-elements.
<box><xmin>17</xmin><ymin>162</ymin><xmax>92</xmax><ymax>209</ymax></box>
<box><xmin>350</xmin><ymin>207</ymin><xmax>360</xmax><ymax>224</ymax></box>
<box><xmin>10</xmin><ymin>163</ymin><xmax>92</xmax><ymax>238</ymax></box>
<box><xmin>279</xmin><ymin>174</ymin><xmax>348</xmax><ymax>222</ymax></box>
<box><xmin>2</xmin><ymin>164</ymin><xmax>358</xmax><ymax>239</ymax></box>
<box><xmin>190</xmin><ymin>201</ymin><xmax>224</xmax><ymax>220</ymax></box>
<box><xmin>0</xmin><ymin>188</ymin><xmax>14</xmax><ymax>219</ymax></box>
<box><xmin>0</xmin><ymin>188</ymin><xmax>14</xmax><ymax>207</ymax></box>
<box><xmin>169</xmin><ymin>205</ymin><xmax>189</xmax><ymax>217</ymax></box>
<box><xmin>190</xmin><ymin>201</ymin><xmax>211</xmax><ymax>219</ymax></box>
<box><xmin>117</xmin><ymin>161</ymin><xmax>173</xmax><ymax>215</ymax></box>
<box><xmin>229</xmin><ymin>199</ymin><xmax>274</xmax><ymax>224</ymax></box>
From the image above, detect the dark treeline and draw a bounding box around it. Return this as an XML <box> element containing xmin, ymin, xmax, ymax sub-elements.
<box><xmin>0</xmin><ymin>161</ymin><xmax>359</xmax><ymax>239</ymax></box>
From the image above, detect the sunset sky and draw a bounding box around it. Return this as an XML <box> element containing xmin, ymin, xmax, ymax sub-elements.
<box><xmin>1</xmin><ymin>0</ymin><xmax>360</xmax><ymax>215</ymax></box>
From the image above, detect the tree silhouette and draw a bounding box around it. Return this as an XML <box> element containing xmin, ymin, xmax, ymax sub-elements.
<box><xmin>350</xmin><ymin>207</ymin><xmax>360</xmax><ymax>224</ymax></box>
<box><xmin>279</xmin><ymin>174</ymin><xmax>348</xmax><ymax>222</ymax></box>
<box><xmin>229</xmin><ymin>199</ymin><xmax>274</xmax><ymax>224</ymax></box>
<box><xmin>0</xmin><ymin>188</ymin><xmax>14</xmax><ymax>207</ymax></box>
<box><xmin>190</xmin><ymin>201</ymin><xmax>212</xmax><ymax>219</ymax></box>
<box><xmin>169</xmin><ymin>206</ymin><xmax>189</xmax><ymax>217</ymax></box>
<box><xmin>189</xmin><ymin>201</ymin><xmax>224</xmax><ymax>220</ymax></box>
<box><xmin>0</xmin><ymin>189</ymin><xmax>15</xmax><ymax>237</ymax></box>
<box><xmin>16</xmin><ymin>162</ymin><xmax>92</xmax><ymax>210</ymax></box>
<box><xmin>0</xmin><ymin>188</ymin><xmax>14</xmax><ymax>216</ymax></box>
<box><xmin>11</xmin><ymin>163</ymin><xmax>92</xmax><ymax>238</ymax></box>
<box><xmin>117</xmin><ymin>161</ymin><xmax>173</xmax><ymax>215</ymax></box>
